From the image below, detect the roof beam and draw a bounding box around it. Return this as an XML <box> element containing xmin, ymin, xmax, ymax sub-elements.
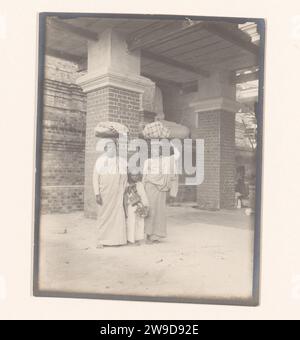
<box><xmin>128</xmin><ymin>20</ymin><xmax>175</xmax><ymax>40</ymax></box>
<box><xmin>141</xmin><ymin>49</ymin><xmax>210</xmax><ymax>78</ymax></box>
<box><xmin>233</xmin><ymin>70</ymin><xmax>259</xmax><ymax>84</ymax></box>
<box><xmin>203</xmin><ymin>22</ymin><xmax>259</xmax><ymax>56</ymax></box>
<box><xmin>141</xmin><ymin>73</ymin><xmax>183</xmax><ymax>88</ymax></box>
<box><xmin>45</xmin><ymin>47</ymin><xmax>88</xmax><ymax>72</ymax></box>
<box><xmin>127</xmin><ymin>20</ymin><xmax>205</xmax><ymax>51</ymax></box>
<box><xmin>46</xmin><ymin>17</ymin><xmax>99</xmax><ymax>41</ymax></box>
<box><xmin>45</xmin><ymin>47</ymin><xmax>85</xmax><ymax>64</ymax></box>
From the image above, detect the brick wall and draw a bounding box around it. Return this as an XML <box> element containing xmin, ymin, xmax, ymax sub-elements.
<box><xmin>40</xmin><ymin>56</ymin><xmax>86</xmax><ymax>214</ymax></box>
<box><xmin>191</xmin><ymin>110</ymin><xmax>235</xmax><ymax>210</ymax></box>
<box><xmin>85</xmin><ymin>87</ymin><xmax>141</xmax><ymax>153</ymax></box>
<box><xmin>41</xmin><ymin>187</ymin><xmax>84</xmax><ymax>214</ymax></box>
<box><xmin>84</xmin><ymin>86</ymin><xmax>143</xmax><ymax>218</ymax></box>
<box><xmin>220</xmin><ymin>112</ymin><xmax>236</xmax><ymax>209</ymax></box>
<box><xmin>192</xmin><ymin>111</ymin><xmax>221</xmax><ymax>210</ymax></box>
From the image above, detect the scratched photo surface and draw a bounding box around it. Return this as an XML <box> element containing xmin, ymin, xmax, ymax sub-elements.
<box><xmin>34</xmin><ymin>13</ymin><xmax>264</xmax><ymax>305</ymax></box>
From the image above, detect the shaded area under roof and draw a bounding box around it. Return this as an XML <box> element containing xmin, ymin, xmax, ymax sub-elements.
<box><xmin>45</xmin><ymin>16</ymin><xmax>260</xmax><ymax>85</ymax></box>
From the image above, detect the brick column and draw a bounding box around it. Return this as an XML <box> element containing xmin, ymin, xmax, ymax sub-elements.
<box><xmin>190</xmin><ymin>71</ymin><xmax>240</xmax><ymax>210</ymax></box>
<box><xmin>77</xmin><ymin>29</ymin><xmax>154</xmax><ymax>218</ymax></box>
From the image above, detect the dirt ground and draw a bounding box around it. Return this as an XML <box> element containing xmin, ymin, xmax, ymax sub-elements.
<box><xmin>38</xmin><ymin>206</ymin><xmax>255</xmax><ymax>302</ymax></box>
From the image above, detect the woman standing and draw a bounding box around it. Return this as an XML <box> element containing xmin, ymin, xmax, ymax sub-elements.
<box><xmin>93</xmin><ymin>139</ymin><xmax>128</xmax><ymax>248</ymax></box>
<box><xmin>142</xmin><ymin>140</ymin><xmax>179</xmax><ymax>244</ymax></box>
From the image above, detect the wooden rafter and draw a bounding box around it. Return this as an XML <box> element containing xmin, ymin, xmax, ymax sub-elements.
<box><xmin>128</xmin><ymin>20</ymin><xmax>259</xmax><ymax>58</ymax></box>
<box><xmin>47</xmin><ymin>17</ymin><xmax>99</xmax><ymax>41</ymax></box>
<box><xmin>141</xmin><ymin>73</ymin><xmax>183</xmax><ymax>88</ymax></box>
<box><xmin>128</xmin><ymin>20</ymin><xmax>173</xmax><ymax>40</ymax></box>
<box><xmin>127</xmin><ymin>21</ymin><xmax>205</xmax><ymax>51</ymax></box>
<box><xmin>203</xmin><ymin>22</ymin><xmax>259</xmax><ymax>56</ymax></box>
<box><xmin>141</xmin><ymin>50</ymin><xmax>210</xmax><ymax>78</ymax></box>
<box><xmin>45</xmin><ymin>47</ymin><xmax>85</xmax><ymax>64</ymax></box>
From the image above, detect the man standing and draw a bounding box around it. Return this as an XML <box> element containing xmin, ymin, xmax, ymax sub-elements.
<box><xmin>93</xmin><ymin>138</ymin><xmax>128</xmax><ymax>248</ymax></box>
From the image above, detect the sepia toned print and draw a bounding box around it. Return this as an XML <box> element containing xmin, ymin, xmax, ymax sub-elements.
<box><xmin>34</xmin><ymin>13</ymin><xmax>264</xmax><ymax>305</ymax></box>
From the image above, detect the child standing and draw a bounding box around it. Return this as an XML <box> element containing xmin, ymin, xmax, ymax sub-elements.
<box><xmin>125</xmin><ymin>173</ymin><xmax>149</xmax><ymax>245</ymax></box>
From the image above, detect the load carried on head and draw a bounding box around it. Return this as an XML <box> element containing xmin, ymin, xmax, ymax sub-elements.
<box><xmin>95</xmin><ymin>121</ymin><xmax>129</xmax><ymax>138</ymax></box>
<box><xmin>142</xmin><ymin>121</ymin><xmax>171</xmax><ymax>139</ymax></box>
<box><xmin>142</xmin><ymin>120</ymin><xmax>190</xmax><ymax>139</ymax></box>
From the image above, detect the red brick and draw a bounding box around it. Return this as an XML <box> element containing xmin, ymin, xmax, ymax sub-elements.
<box><xmin>192</xmin><ymin>110</ymin><xmax>235</xmax><ymax>210</ymax></box>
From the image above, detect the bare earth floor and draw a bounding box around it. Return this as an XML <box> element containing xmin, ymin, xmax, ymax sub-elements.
<box><xmin>38</xmin><ymin>206</ymin><xmax>255</xmax><ymax>302</ymax></box>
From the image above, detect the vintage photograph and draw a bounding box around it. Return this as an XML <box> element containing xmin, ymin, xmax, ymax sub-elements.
<box><xmin>34</xmin><ymin>13</ymin><xmax>264</xmax><ymax>305</ymax></box>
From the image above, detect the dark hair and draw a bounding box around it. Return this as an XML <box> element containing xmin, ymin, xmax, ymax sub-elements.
<box><xmin>127</xmin><ymin>172</ymin><xmax>142</xmax><ymax>183</ymax></box>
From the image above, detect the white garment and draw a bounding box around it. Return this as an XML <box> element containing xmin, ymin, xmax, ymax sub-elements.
<box><xmin>126</xmin><ymin>182</ymin><xmax>149</xmax><ymax>243</ymax></box>
<box><xmin>93</xmin><ymin>155</ymin><xmax>128</xmax><ymax>246</ymax></box>
<box><xmin>143</xmin><ymin>154</ymin><xmax>179</xmax><ymax>198</ymax></box>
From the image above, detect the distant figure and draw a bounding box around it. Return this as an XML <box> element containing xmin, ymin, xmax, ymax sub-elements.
<box><xmin>93</xmin><ymin>140</ymin><xmax>128</xmax><ymax>248</ymax></box>
<box><xmin>125</xmin><ymin>173</ymin><xmax>149</xmax><ymax>245</ymax></box>
<box><xmin>235</xmin><ymin>166</ymin><xmax>248</xmax><ymax>209</ymax></box>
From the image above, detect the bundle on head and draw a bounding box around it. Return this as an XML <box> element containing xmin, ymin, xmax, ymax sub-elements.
<box><xmin>142</xmin><ymin>120</ymin><xmax>190</xmax><ymax>140</ymax></box>
<box><xmin>95</xmin><ymin>121</ymin><xmax>129</xmax><ymax>138</ymax></box>
<box><xmin>142</xmin><ymin>121</ymin><xmax>171</xmax><ymax>139</ymax></box>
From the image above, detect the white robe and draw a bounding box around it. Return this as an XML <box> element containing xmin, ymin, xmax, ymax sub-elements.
<box><xmin>93</xmin><ymin>155</ymin><xmax>127</xmax><ymax>246</ymax></box>
<box><xmin>142</xmin><ymin>154</ymin><xmax>179</xmax><ymax>238</ymax></box>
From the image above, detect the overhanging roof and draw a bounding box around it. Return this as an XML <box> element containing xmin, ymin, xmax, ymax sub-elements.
<box><xmin>44</xmin><ymin>16</ymin><xmax>260</xmax><ymax>85</ymax></box>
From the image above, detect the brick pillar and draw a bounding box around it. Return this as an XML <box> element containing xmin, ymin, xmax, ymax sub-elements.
<box><xmin>83</xmin><ymin>86</ymin><xmax>145</xmax><ymax>218</ymax></box>
<box><xmin>220</xmin><ymin>110</ymin><xmax>236</xmax><ymax>209</ymax></box>
<box><xmin>190</xmin><ymin>71</ymin><xmax>240</xmax><ymax>210</ymax></box>
<box><xmin>77</xmin><ymin>29</ymin><xmax>154</xmax><ymax>218</ymax></box>
<box><xmin>192</xmin><ymin>109</ymin><xmax>236</xmax><ymax>210</ymax></box>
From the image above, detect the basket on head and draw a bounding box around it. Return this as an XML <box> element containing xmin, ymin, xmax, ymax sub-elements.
<box><xmin>142</xmin><ymin>120</ymin><xmax>190</xmax><ymax>139</ymax></box>
<box><xmin>142</xmin><ymin>121</ymin><xmax>171</xmax><ymax>139</ymax></box>
<box><xmin>95</xmin><ymin>121</ymin><xmax>129</xmax><ymax>138</ymax></box>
